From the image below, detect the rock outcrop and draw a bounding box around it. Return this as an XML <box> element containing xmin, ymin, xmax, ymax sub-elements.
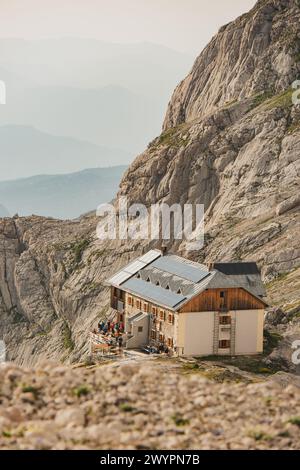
<box><xmin>0</xmin><ymin>0</ymin><xmax>299</xmax><ymax>365</ymax></box>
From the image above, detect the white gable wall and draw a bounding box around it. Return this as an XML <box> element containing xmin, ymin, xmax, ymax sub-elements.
<box><xmin>235</xmin><ymin>309</ymin><xmax>264</xmax><ymax>354</ymax></box>
<box><xmin>178</xmin><ymin>311</ymin><xmax>215</xmax><ymax>356</ymax></box>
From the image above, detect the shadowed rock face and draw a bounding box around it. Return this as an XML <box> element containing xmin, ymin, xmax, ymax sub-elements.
<box><xmin>0</xmin><ymin>0</ymin><xmax>299</xmax><ymax>366</ymax></box>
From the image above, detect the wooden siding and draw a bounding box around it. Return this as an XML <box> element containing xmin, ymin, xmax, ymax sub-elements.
<box><xmin>179</xmin><ymin>288</ymin><xmax>265</xmax><ymax>313</ymax></box>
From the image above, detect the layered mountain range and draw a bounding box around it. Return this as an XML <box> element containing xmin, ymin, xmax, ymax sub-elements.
<box><xmin>0</xmin><ymin>0</ymin><xmax>299</xmax><ymax>368</ymax></box>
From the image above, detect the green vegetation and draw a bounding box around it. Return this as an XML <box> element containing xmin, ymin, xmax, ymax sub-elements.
<box><xmin>249</xmin><ymin>90</ymin><xmax>274</xmax><ymax>111</ymax></box>
<box><xmin>80</xmin><ymin>281</ymin><xmax>102</xmax><ymax>293</ymax></box>
<box><xmin>21</xmin><ymin>385</ymin><xmax>40</xmax><ymax>399</ymax></box>
<box><xmin>265</xmin><ymin>272</ymin><xmax>289</xmax><ymax>289</ymax></box>
<box><xmin>71</xmin><ymin>238</ymin><xmax>91</xmax><ymax>265</ymax></box>
<box><xmin>264</xmin><ymin>88</ymin><xmax>294</xmax><ymax>110</ymax></box>
<box><xmin>288</xmin><ymin>416</ymin><xmax>300</xmax><ymax>428</ymax></box>
<box><xmin>196</xmin><ymin>330</ymin><xmax>283</xmax><ymax>378</ymax></box>
<box><xmin>149</xmin><ymin>124</ymin><xmax>190</xmax><ymax>151</ymax></box>
<box><xmin>199</xmin><ymin>367</ymin><xmax>247</xmax><ymax>383</ymax></box>
<box><xmin>249</xmin><ymin>88</ymin><xmax>294</xmax><ymax>113</ymax></box>
<box><xmin>119</xmin><ymin>403</ymin><xmax>135</xmax><ymax>413</ymax></box>
<box><xmin>87</xmin><ymin>248</ymin><xmax>107</xmax><ymax>264</ymax></box>
<box><xmin>63</xmin><ymin>323</ymin><xmax>75</xmax><ymax>351</ymax></box>
<box><xmin>182</xmin><ymin>362</ymin><xmax>199</xmax><ymax>371</ymax></box>
<box><xmin>248</xmin><ymin>429</ymin><xmax>273</xmax><ymax>442</ymax></box>
<box><xmin>73</xmin><ymin>385</ymin><xmax>90</xmax><ymax>398</ymax></box>
<box><xmin>287</xmin><ymin>120</ymin><xmax>300</xmax><ymax>135</ymax></box>
<box><xmin>171</xmin><ymin>413</ymin><xmax>190</xmax><ymax>427</ymax></box>
<box><xmin>223</xmin><ymin>99</ymin><xmax>238</xmax><ymax>109</ymax></box>
<box><xmin>263</xmin><ymin>330</ymin><xmax>282</xmax><ymax>355</ymax></box>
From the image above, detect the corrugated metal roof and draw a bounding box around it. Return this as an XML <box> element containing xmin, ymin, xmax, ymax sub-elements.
<box><xmin>138</xmin><ymin>250</ymin><xmax>161</xmax><ymax>264</ymax></box>
<box><xmin>107</xmin><ymin>249</ymin><xmax>162</xmax><ymax>286</ymax></box>
<box><xmin>121</xmin><ymin>277</ymin><xmax>186</xmax><ymax>309</ymax></box>
<box><xmin>125</xmin><ymin>260</ymin><xmax>146</xmax><ymax>274</ymax></box>
<box><xmin>151</xmin><ymin>256</ymin><xmax>209</xmax><ymax>283</ymax></box>
<box><xmin>107</xmin><ymin>250</ymin><xmax>267</xmax><ymax>310</ymax></box>
<box><xmin>108</xmin><ymin>270</ymin><xmax>133</xmax><ymax>286</ymax></box>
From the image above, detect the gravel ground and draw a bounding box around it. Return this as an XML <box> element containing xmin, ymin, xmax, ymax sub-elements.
<box><xmin>0</xmin><ymin>361</ymin><xmax>299</xmax><ymax>450</ymax></box>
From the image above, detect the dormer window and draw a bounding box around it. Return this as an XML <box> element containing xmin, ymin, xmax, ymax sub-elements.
<box><xmin>177</xmin><ymin>289</ymin><xmax>182</xmax><ymax>294</ymax></box>
<box><xmin>156</xmin><ymin>281</ymin><xmax>160</xmax><ymax>286</ymax></box>
<box><xmin>146</xmin><ymin>277</ymin><xmax>150</xmax><ymax>282</ymax></box>
<box><xmin>137</xmin><ymin>273</ymin><xmax>141</xmax><ymax>279</ymax></box>
<box><xmin>166</xmin><ymin>285</ymin><xmax>170</xmax><ymax>290</ymax></box>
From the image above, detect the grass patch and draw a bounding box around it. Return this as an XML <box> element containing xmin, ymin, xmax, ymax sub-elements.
<box><xmin>149</xmin><ymin>124</ymin><xmax>190</xmax><ymax>151</ymax></box>
<box><xmin>199</xmin><ymin>367</ymin><xmax>245</xmax><ymax>383</ymax></box>
<box><xmin>182</xmin><ymin>362</ymin><xmax>199</xmax><ymax>371</ymax></box>
<box><xmin>248</xmin><ymin>429</ymin><xmax>273</xmax><ymax>442</ymax></box>
<box><xmin>171</xmin><ymin>413</ymin><xmax>190</xmax><ymax>427</ymax></box>
<box><xmin>263</xmin><ymin>330</ymin><xmax>282</xmax><ymax>355</ymax></box>
<box><xmin>288</xmin><ymin>416</ymin><xmax>300</xmax><ymax>428</ymax></box>
<box><xmin>197</xmin><ymin>330</ymin><xmax>283</xmax><ymax>376</ymax></box>
<box><xmin>287</xmin><ymin>120</ymin><xmax>300</xmax><ymax>135</ymax></box>
<box><xmin>71</xmin><ymin>238</ymin><xmax>91</xmax><ymax>265</ymax></box>
<box><xmin>73</xmin><ymin>385</ymin><xmax>90</xmax><ymax>398</ymax></box>
<box><xmin>223</xmin><ymin>99</ymin><xmax>238</xmax><ymax>109</ymax></box>
<box><xmin>119</xmin><ymin>403</ymin><xmax>135</xmax><ymax>413</ymax></box>
<box><xmin>21</xmin><ymin>385</ymin><xmax>40</xmax><ymax>399</ymax></box>
<box><xmin>249</xmin><ymin>90</ymin><xmax>274</xmax><ymax>111</ymax></box>
<box><xmin>63</xmin><ymin>323</ymin><xmax>75</xmax><ymax>351</ymax></box>
<box><xmin>264</xmin><ymin>88</ymin><xmax>294</xmax><ymax>110</ymax></box>
<box><xmin>265</xmin><ymin>271</ymin><xmax>289</xmax><ymax>289</ymax></box>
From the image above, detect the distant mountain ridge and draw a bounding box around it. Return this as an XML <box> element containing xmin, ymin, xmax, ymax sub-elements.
<box><xmin>0</xmin><ymin>39</ymin><xmax>193</xmax><ymax>156</ymax></box>
<box><xmin>0</xmin><ymin>165</ymin><xmax>127</xmax><ymax>219</ymax></box>
<box><xmin>0</xmin><ymin>125</ymin><xmax>130</xmax><ymax>181</ymax></box>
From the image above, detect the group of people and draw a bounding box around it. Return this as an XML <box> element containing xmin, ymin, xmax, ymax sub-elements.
<box><xmin>97</xmin><ymin>319</ymin><xmax>124</xmax><ymax>335</ymax></box>
<box><xmin>91</xmin><ymin>319</ymin><xmax>125</xmax><ymax>349</ymax></box>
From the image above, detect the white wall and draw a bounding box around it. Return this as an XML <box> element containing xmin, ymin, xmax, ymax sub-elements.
<box><xmin>235</xmin><ymin>309</ymin><xmax>264</xmax><ymax>354</ymax></box>
<box><xmin>180</xmin><ymin>311</ymin><xmax>214</xmax><ymax>356</ymax></box>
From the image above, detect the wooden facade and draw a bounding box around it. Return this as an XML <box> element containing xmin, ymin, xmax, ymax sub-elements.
<box><xmin>179</xmin><ymin>288</ymin><xmax>266</xmax><ymax>313</ymax></box>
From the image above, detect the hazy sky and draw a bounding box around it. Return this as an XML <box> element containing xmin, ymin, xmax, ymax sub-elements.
<box><xmin>0</xmin><ymin>0</ymin><xmax>256</xmax><ymax>53</ymax></box>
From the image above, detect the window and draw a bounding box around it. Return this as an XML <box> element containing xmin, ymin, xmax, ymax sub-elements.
<box><xmin>159</xmin><ymin>333</ymin><xmax>165</xmax><ymax>343</ymax></box>
<box><xmin>152</xmin><ymin>306</ymin><xmax>157</xmax><ymax>316</ymax></box>
<box><xmin>177</xmin><ymin>289</ymin><xmax>182</xmax><ymax>294</ymax></box>
<box><xmin>156</xmin><ymin>281</ymin><xmax>160</xmax><ymax>286</ymax></box>
<box><xmin>159</xmin><ymin>322</ymin><xmax>163</xmax><ymax>331</ymax></box>
<box><xmin>146</xmin><ymin>277</ymin><xmax>150</xmax><ymax>282</ymax></box>
<box><xmin>137</xmin><ymin>273</ymin><xmax>141</xmax><ymax>279</ymax></box>
<box><xmin>136</xmin><ymin>299</ymin><xmax>141</xmax><ymax>309</ymax></box>
<box><xmin>128</xmin><ymin>296</ymin><xmax>133</xmax><ymax>306</ymax></box>
<box><xmin>219</xmin><ymin>316</ymin><xmax>231</xmax><ymax>325</ymax></box>
<box><xmin>151</xmin><ymin>330</ymin><xmax>156</xmax><ymax>340</ymax></box>
<box><xmin>166</xmin><ymin>285</ymin><xmax>170</xmax><ymax>290</ymax></box>
<box><xmin>167</xmin><ymin>337</ymin><xmax>173</xmax><ymax>348</ymax></box>
<box><xmin>138</xmin><ymin>326</ymin><xmax>143</xmax><ymax>333</ymax></box>
<box><xmin>219</xmin><ymin>340</ymin><xmax>230</xmax><ymax>349</ymax></box>
<box><xmin>168</xmin><ymin>313</ymin><xmax>174</xmax><ymax>324</ymax></box>
<box><xmin>160</xmin><ymin>310</ymin><xmax>165</xmax><ymax>320</ymax></box>
<box><xmin>143</xmin><ymin>302</ymin><xmax>148</xmax><ymax>312</ymax></box>
<box><xmin>220</xmin><ymin>291</ymin><xmax>225</xmax><ymax>298</ymax></box>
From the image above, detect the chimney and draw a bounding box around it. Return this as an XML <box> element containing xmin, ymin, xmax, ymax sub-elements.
<box><xmin>161</xmin><ymin>244</ymin><xmax>168</xmax><ymax>256</ymax></box>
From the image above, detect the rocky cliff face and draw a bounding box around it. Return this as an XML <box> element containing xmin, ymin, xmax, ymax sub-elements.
<box><xmin>0</xmin><ymin>0</ymin><xmax>300</xmax><ymax>366</ymax></box>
